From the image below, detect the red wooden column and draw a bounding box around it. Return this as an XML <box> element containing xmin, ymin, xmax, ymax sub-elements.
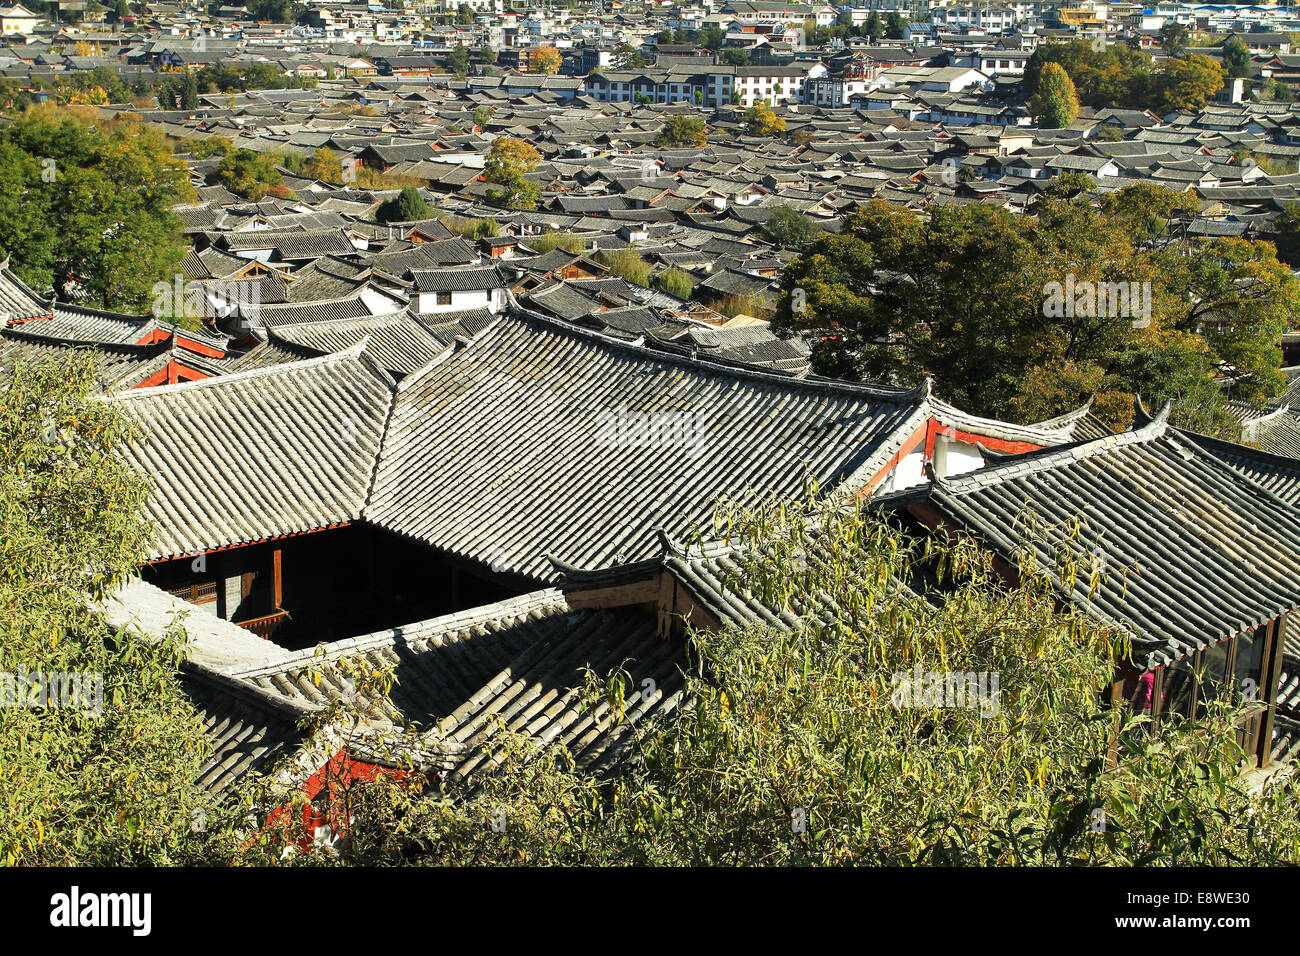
<box><xmin>272</xmin><ymin>548</ymin><xmax>283</xmax><ymax>611</ymax></box>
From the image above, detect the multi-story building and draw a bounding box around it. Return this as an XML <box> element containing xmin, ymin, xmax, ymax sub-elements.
<box><xmin>582</xmin><ymin>62</ymin><xmax>825</xmax><ymax>106</ymax></box>
<box><xmin>931</xmin><ymin>5</ymin><xmax>1019</xmax><ymax>31</ymax></box>
<box><xmin>804</xmin><ymin>58</ymin><xmax>877</xmax><ymax>106</ymax></box>
<box><xmin>720</xmin><ymin>1</ymin><xmax>839</xmax><ymax>27</ymax></box>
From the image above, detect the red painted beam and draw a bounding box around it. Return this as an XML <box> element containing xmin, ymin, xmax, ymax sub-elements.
<box><xmin>860</xmin><ymin>417</ymin><xmax>1045</xmax><ymax>497</ymax></box>
<box><xmin>143</xmin><ymin>522</ymin><xmax>352</xmax><ymax>565</ymax></box>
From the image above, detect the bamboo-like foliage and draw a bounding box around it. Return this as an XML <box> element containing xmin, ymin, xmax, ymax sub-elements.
<box><xmin>0</xmin><ymin>357</ymin><xmax>231</xmax><ymax>865</ymax></box>
<box><xmin>280</xmin><ymin>491</ymin><xmax>1300</xmax><ymax>866</ymax></box>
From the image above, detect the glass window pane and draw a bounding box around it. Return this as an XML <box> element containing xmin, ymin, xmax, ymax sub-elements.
<box><xmin>1195</xmin><ymin>639</ymin><xmax>1231</xmax><ymax>717</ymax></box>
<box><xmin>1234</xmin><ymin>628</ymin><xmax>1266</xmax><ymax>701</ymax></box>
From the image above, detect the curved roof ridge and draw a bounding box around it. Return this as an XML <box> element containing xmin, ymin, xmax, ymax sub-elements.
<box><xmin>49</xmin><ymin>301</ymin><xmax>155</xmax><ymax>323</ymax></box>
<box><xmin>936</xmin><ymin>401</ymin><xmax>1172</xmax><ymax>493</ymax></box>
<box><xmin>105</xmin><ymin>337</ymin><xmax>392</xmax><ymax>402</ymax></box>
<box><xmin>1025</xmin><ymin>395</ymin><xmax>1096</xmax><ymax>432</ymax></box>
<box><xmin>268</xmin><ymin>306</ymin><xmax>419</xmax><ymax>333</ymax></box>
<box><xmin>1</xmin><ymin>326</ymin><xmax>169</xmax><ymax>356</ymax></box>
<box><xmin>927</xmin><ymin>396</ymin><xmax>1083</xmax><ymax>446</ymax></box>
<box><xmin>498</xmin><ymin>291</ymin><xmax>928</xmax><ymax>404</ymax></box>
<box><xmin>225</xmin><ymin>587</ymin><xmax>572</xmax><ymax>678</ymax></box>
<box><xmin>1244</xmin><ymin>403</ymin><xmax>1289</xmax><ymax>427</ymax></box>
<box><xmin>248</xmin><ymin>288</ymin><xmax>386</xmax><ymax>312</ymax></box>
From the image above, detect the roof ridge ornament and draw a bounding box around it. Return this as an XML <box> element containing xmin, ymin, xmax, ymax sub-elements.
<box><xmin>1143</xmin><ymin>399</ymin><xmax>1173</xmax><ymax>436</ymax></box>
<box><xmin>1132</xmin><ymin>393</ymin><xmax>1151</xmax><ymax>426</ymax></box>
<box><xmin>656</xmin><ymin>528</ymin><xmax>690</xmax><ymax>558</ymax></box>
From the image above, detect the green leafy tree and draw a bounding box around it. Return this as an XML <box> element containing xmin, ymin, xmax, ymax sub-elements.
<box><xmin>177</xmin><ymin>71</ymin><xmax>199</xmax><ymax>109</ymax></box>
<box><xmin>698</xmin><ymin>25</ymin><xmax>724</xmax><ymax>50</ymax></box>
<box><xmin>771</xmin><ymin>191</ymin><xmax>1296</xmax><ymax>432</ymax></box>
<box><xmin>762</xmin><ymin>203</ymin><xmax>818</xmax><ymax>249</ymax></box>
<box><xmin>1269</xmin><ymin>201</ymin><xmax>1300</xmax><ymax>266</ymax></box>
<box><xmin>216</xmin><ymin>148</ymin><xmax>285</xmax><ymax>200</ymax></box>
<box><xmin>596</xmin><ymin>248</ymin><xmax>652</xmax><ymax>287</ymax></box>
<box><xmin>655</xmin><ymin>265</ymin><xmax>694</xmax><ymax>299</ymax></box>
<box><xmin>1026</xmin><ymin>42</ymin><xmax>1222</xmax><ymax>117</ymax></box>
<box><xmin>376</xmin><ymin>186</ymin><xmax>431</xmax><ymax>223</ymax></box>
<box><xmin>1261</xmin><ymin>77</ymin><xmax>1294</xmax><ymax>101</ymax></box>
<box><xmin>1159</xmin><ymin>21</ymin><xmax>1189</xmax><ymax>56</ymax></box>
<box><xmin>1099</xmin><ymin>180</ymin><xmax>1196</xmax><ymax>243</ymax></box>
<box><xmin>63</xmin><ymin>66</ymin><xmax>130</xmax><ymax>105</ymax></box>
<box><xmin>448</xmin><ymin>43</ymin><xmax>470</xmax><ymax>77</ymax></box>
<box><xmin>444</xmin><ymin>216</ymin><xmax>499</xmax><ymax>240</ymax></box>
<box><xmin>0</xmin><ymin>108</ymin><xmax>189</xmax><ymax>310</ymax></box>
<box><xmin>722</xmin><ymin>48</ymin><xmax>749</xmax><ymax>66</ymax></box>
<box><xmin>249</xmin><ymin>0</ymin><xmax>296</xmax><ymax>22</ymax></box>
<box><xmin>612</xmin><ymin>43</ymin><xmax>646</xmax><ymax>69</ymax></box>
<box><xmin>1222</xmin><ymin>36</ymin><xmax>1251</xmax><ymax>78</ymax></box>
<box><xmin>305</xmin><ymin>493</ymin><xmax>1300</xmax><ymax>865</ymax></box>
<box><xmin>191</xmin><ymin>62</ymin><xmax>315</xmax><ymax>94</ymax></box>
<box><xmin>1025</xmin><ymin>40</ymin><xmax>1150</xmax><ymax>110</ymax></box>
<box><xmin>886</xmin><ymin>11</ymin><xmax>907</xmax><ymax>38</ymax></box>
<box><xmin>1044</xmin><ymin>172</ymin><xmax>1096</xmax><ymax>199</ymax></box>
<box><xmin>654</xmin><ymin>114</ymin><xmax>707</xmax><ymax>147</ymax></box>
<box><xmin>528</xmin><ymin>230</ymin><xmax>586</xmax><ymax>254</ymax></box>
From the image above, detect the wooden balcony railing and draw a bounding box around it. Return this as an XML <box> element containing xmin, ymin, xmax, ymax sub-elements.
<box><xmin>238</xmin><ymin>609</ymin><xmax>291</xmax><ymax>641</ymax></box>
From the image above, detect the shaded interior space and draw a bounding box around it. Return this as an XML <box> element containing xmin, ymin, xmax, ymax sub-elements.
<box><xmin>141</xmin><ymin>523</ymin><xmax>521</xmax><ymax>651</ymax></box>
<box><xmin>1126</xmin><ymin>616</ymin><xmax>1290</xmax><ymax>768</ymax></box>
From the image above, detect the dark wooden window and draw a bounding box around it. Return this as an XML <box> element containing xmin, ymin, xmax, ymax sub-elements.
<box><xmin>1163</xmin><ymin>653</ymin><xmax>1200</xmax><ymax>720</ymax></box>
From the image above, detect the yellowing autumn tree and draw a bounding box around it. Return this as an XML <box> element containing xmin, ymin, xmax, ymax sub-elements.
<box><xmin>69</xmin><ymin>86</ymin><xmax>108</xmax><ymax>105</ymax></box>
<box><xmin>1031</xmin><ymin>62</ymin><xmax>1079</xmax><ymax>128</ymax></box>
<box><xmin>1154</xmin><ymin>54</ymin><xmax>1224</xmax><ymax>113</ymax></box>
<box><xmin>745</xmin><ymin>99</ymin><xmax>786</xmax><ymax>136</ymax></box>
<box><xmin>484</xmin><ymin>136</ymin><xmax>542</xmax><ymax>210</ymax></box>
<box><xmin>531</xmin><ymin>46</ymin><xmax>561</xmax><ymax>75</ymax></box>
<box><xmin>302</xmin><ymin>146</ymin><xmax>343</xmax><ymax>183</ymax></box>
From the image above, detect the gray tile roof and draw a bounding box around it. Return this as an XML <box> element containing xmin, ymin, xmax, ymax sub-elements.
<box><xmin>1180</xmin><ymin>425</ymin><xmax>1300</xmax><ymax>506</ymax></box>
<box><xmin>267</xmin><ymin>310</ymin><xmax>447</xmax><ymax>376</ymax></box>
<box><xmin>924</xmin><ymin>410</ymin><xmax>1300</xmax><ymax>668</ymax></box>
<box><xmin>110</xmin><ymin>342</ymin><xmax>396</xmax><ymax>561</ymax></box>
<box><xmin>0</xmin><ymin>265</ymin><xmax>53</xmax><ymax>322</ymax></box>
<box><xmin>362</xmin><ymin>300</ymin><xmax>926</xmax><ymax>582</ymax></box>
<box><xmin>407</xmin><ymin>265</ymin><xmax>506</xmax><ymax>292</ymax></box>
<box><xmin>222</xmin><ymin>588</ymin><xmax>689</xmax><ymax>786</ymax></box>
<box><xmin>182</xmin><ymin>663</ymin><xmax>310</xmax><ymax>798</ymax></box>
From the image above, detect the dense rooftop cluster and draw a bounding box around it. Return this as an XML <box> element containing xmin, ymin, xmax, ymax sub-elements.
<box><xmin>7</xmin><ymin>0</ymin><xmax>1300</xmax><ymax>826</ymax></box>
